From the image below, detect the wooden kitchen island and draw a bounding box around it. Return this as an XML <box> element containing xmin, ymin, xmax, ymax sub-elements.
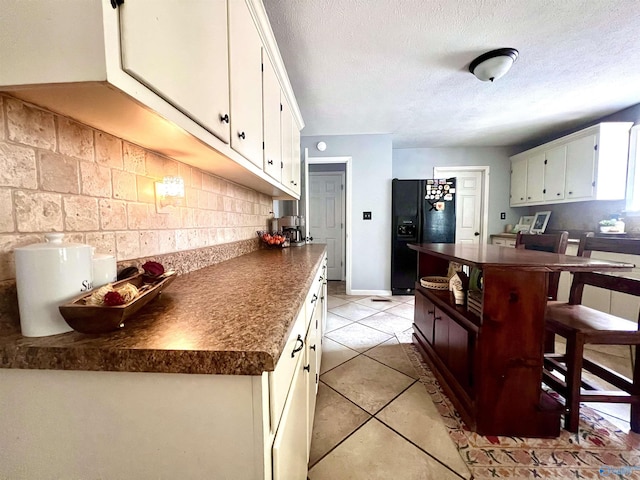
<box><xmin>409</xmin><ymin>243</ymin><xmax>633</xmax><ymax>437</ymax></box>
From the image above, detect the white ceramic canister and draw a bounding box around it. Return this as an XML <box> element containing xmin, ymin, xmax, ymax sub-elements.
<box><xmin>14</xmin><ymin>233</ymin><xmax>93</xmax><ymax>337</ymax></box>
<box><xmin>92</xmin><ymin>251</ymin><xmax>117</xmax><ymax>288</ymax></box>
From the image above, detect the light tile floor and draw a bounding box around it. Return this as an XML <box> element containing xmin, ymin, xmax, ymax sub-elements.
<box><xmin>308</xmin><ymin>281</ymin><xmax>471</xmax><ymax>480</ymax></box>
<box><xmin>309</xmin><ymin>281</ymin><xmax>635</xmax><ymax>479</ymax></box>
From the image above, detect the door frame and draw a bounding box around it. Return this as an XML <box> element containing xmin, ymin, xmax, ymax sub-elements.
<box><xmin>434</xmin><ymin>166</ymin><xmax>490</xmax><ymax>246</ymax></box>
<box><xmin>308</xmin><ymin>171</ymin><xmax>346</xmax><ymax>281</ymax></box>
<box><xmin>304</xmin><ymin>150</ymin><xmax>353</xmax><ymax>294</ymax></box>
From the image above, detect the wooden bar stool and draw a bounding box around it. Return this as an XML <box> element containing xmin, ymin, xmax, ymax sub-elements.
<box><xmin>516</xmin><ymin>231</ymin><xmax>569</xmax><ymax>354</ymax></box>
<box><xmin>515</xmin><ymin>231</ymin><xmax>569</xmax><ymax>300</ymax></box>
<box><xmin>543</xmin><ymin>234</ymin><xmax>640</xmax><ymax>432</ymax></box>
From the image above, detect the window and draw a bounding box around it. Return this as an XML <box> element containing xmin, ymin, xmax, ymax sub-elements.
<box><xmin>626</xmin><ymin>124</ymin><xmax>640</xmax><ymax>213</ymax></box>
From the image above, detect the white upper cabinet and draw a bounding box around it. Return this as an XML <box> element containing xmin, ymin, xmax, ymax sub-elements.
<box><xmin>0</xmin><ymin>0</ymin><xmax>304</xmax><ymax>199</ymax></box>
<box><xmin>262</xmin><ymin>50</ymin><xmax>282</xmax><ymax>182</ymax></box>
<box><xmin>525</xmin><ymin>152</ymin><xmax>545</xmax><ymax>203</ymax></box>
<box><xmin>510</xmin><ymin>157</ymin><xmax>527</xmax><ymax>205</ymax></box>
<box><xmin>228</xmin><ymin>0</ymin><xmax>264</xmax><ymax>168</ymax></box>
<box><xmin>510</xmin><ymin>122</ymin><xmax>632</xmax><ymax>207</ymax></box>
<box><xmin>119</xmin><ymin>0</ymin><xmax>230</xmax><ymax>144</ymax></box>
<box><xmin>565</xmin><ymin>133</ymin><xmax>597</xmax><ymax>200</ymax></box>
<box><xmin>291</xmin><ymin>126</ymin><xmax>301</xmax><ymax>196</ymax></box>
<box><xmin>281</xmin><ymin>98</ymin><xmax>295</xmax><ymax>190</ymax></box>
<box><xmin>543</xmin><ymin>145</ymin><xmax>566</xmax><ymax>201</ymax></box>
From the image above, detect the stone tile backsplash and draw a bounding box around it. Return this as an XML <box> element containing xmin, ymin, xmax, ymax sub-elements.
<box><xmin>0</xmin><ymin>93</ymin><xmax>273</xmax><ymax>282</ymax></box>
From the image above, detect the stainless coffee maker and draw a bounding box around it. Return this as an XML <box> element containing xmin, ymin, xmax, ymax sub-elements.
<box><xmin>274</xmin><ymin>215</ymin><xmax>306</xmax><ymax>246</ymax></box>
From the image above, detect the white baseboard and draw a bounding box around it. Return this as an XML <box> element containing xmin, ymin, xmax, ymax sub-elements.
<box><xmin>347</xmin><ymin>289</ymin><xmax>393</xmax><ymax>296</ymax></box>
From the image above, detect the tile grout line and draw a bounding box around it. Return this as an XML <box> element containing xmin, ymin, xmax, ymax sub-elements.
<box><xmin>309</xmin><ymin>378</ymin><xmax>418</xmax><ymax>471</ymax></box>
<box><xmin>313</xmin><ymin>378</ymin><xmax>468</xmax><ymax>479</ymax></box>
<box><xmin>373</xmin><ymin>417</ymin><xmax>470</xmax><ymax>480</ymax></box>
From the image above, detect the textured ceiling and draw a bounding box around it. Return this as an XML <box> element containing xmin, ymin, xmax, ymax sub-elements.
<box><xmin>262</xmin><ymin>0</ymin><xmax>640</xmax><ymax>148</ymax></box>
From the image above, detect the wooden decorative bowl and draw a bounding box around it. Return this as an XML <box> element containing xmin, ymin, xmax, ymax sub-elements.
<box><xmin>59</xmin><ymin>272</ymin><xmax>176</xmax><ymax>334</ymax></box>
<box><xmin>419</xmin><ymin>276</ymin><xmax>449</xmax><ymax>290</ymax></box>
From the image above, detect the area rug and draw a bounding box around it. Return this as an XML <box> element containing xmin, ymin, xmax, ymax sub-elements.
<box><xmin>399</xmin><ymin>338</ymin><xmax>640</xmax><ymax>479</ymax></box>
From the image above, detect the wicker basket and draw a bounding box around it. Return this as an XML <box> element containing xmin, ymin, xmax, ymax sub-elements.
<box><xmin>419</xmin><ymin>276</ymin><xmax>449</xmax><ymax>290</ymax></box>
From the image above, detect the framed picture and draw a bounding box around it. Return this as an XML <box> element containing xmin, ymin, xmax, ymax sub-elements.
<box><xmin>518</xmin><ymin>215</ymin><xmax>535</xmax><ymax>226</ymax></box>
<box><xmin>530</xmin><ymin>211</ymin><xmax>552</xmax><ymax>234</ymax></box>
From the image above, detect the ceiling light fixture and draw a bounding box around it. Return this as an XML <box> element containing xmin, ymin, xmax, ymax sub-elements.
<box><xmin>469</xmin><ymin>48</ymin><xmax>519</xmax><ymax>82</ymax></box>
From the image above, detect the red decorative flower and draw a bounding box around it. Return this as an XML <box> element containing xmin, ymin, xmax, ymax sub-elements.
<box><xmin>103</xmin><ymin>291</ymin><xmax>125</xmax><ymax>306</ymax></box>
<box><xmin>142</xmin><ymin>261</ymin><xmax>165</xmax><ymax>277</ymax></box>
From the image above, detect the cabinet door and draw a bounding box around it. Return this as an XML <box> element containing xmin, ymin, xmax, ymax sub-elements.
<box><xmin>525</xmin><ymin>153</ymin><xmax>545</xmax><ymax>203</ymax></box>
<box><xmin>281</xmin><ymin>99</ymin><xmax>294</xmax><ymax>189</ymax></box>
<box><xmin>414</xmin><ymin>290</ymin><xmax>435</xmax><ymax>344</ymax></box>
<box><xmin>229</xmin><ymin>0</ymin><xmax>263</xmax><ymax>167</ymax></box>
<box><xmin>291</xmin><ymin>125</ymin><xmax>301</xmax><ymax>195</ymax></box>
<box><xmin>447</xmin><ymin>318</ymin><xmax>472</xmax><ymax>393</ymax></box>
<box><xmin>262</xmin><ymin>50</ymin><xmax>282</xmax><ymax>181</ymax></box>
<box><xmin>433</xmin><ymin>307</ymin><xmax>449</xmax><ymax>362</ymax></box>
<box><xmin>306</xmin><ymin>309</ymin><xmax>320</xmax><ymax>454</ymax></box>
<box><xmin>272</xmin><ymin>354</ymin><xmax>308</xmax><ymax>480</ymax></box>
<box><xmin>119</xmin><ymin>0</ymin><xmax>230</xmax><ymax>143</ymax></box>
<box><xmin>543</xmin><ymin>145</ymin><xmax>566</xmax><ymax>201</ymax></box>
<box><xmin>510</xmin><ymin>157</ymin><xmax>527</xmax><ymax>205</ymax></box>
<box><xmin>565</xmin><ymin>134</ymin><xmax>597</xmax><ymax>200</ymax></box>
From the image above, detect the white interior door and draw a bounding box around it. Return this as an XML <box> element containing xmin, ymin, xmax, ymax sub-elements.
<box><xmin>309</xmin><ymin>172</ymin><xmax>345</xmax><ymax>280</ymax></box>
<box><xmin>434</xmin><ymin>168</ymin><xmax>487</xmax><ymax>245</ymax></box>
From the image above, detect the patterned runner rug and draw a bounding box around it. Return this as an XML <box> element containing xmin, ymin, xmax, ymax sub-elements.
<box><xmin>399</xmin><ymin>338</ymin><xmax>640</xmax><ymax>479</ymax></box>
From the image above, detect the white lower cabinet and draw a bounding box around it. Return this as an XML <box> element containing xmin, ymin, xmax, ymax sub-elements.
<box><xmin>557</xmin><ymin>246</ymin><xmax>640</xmax><ymax>322</ymax></box>
<box><xmin>272</xmin><ymin>351</ymin><xmax>309</xmax><ymax>480</ymax></box>
<box><xmin>491</xmin><ymin>236</ymin><xmax>516</xmax><ymax>247</ymax></box>
<box><xmin>0</xmin><ymin>253</ymin><xmax>327</xmax><ymax>480</ymax></box>
<box><xmin>271</xmin><ymin>254</ymin><xmax>326</xmax><ymax>479</ymax></box>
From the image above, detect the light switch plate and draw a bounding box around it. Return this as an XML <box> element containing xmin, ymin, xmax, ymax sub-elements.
<box><xmin>363</xmin><ymin>211</ymin><xmax>372</xmax><ymax>220</ymax></box>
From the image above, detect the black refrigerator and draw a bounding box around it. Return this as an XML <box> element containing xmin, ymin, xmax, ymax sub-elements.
<box><xmin>391</xmin><ymin>178</ymin><xmax>456</xmax><ymax>295</ymax></box>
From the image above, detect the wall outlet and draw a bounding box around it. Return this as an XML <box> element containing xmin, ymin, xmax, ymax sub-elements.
<box><xmin>363</xmin><ymin>211</ymin><xmax>372</xmax><ymax>220</ymax></box>
<box><xmin>500</xmin><ymin>212</ymin><xmax>506</xmax><ymax>220</ymax></box>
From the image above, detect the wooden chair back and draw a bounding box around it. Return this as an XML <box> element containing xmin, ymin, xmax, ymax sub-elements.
<box><xmin>515</xmin><ymin>231</ymin><xmax>569</xmax><ymax>300</ymax></box>
<box><xmin>570</xmin><ymin>234</ymin><xmax>640</xmax><ymax>314</ymax></box>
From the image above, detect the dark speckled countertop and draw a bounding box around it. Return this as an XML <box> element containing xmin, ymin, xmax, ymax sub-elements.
<box><xmin>0</xmin><ymin>245</ymin><xmax>327</xmax><ymax>376</ymax></box>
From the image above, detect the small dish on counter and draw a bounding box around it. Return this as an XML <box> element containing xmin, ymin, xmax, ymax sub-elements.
<box><xmin>257</xmin><ymin>230</ymin><xmax>289</xmax><ymax>248</ymax></box>
<box><xmin>59</xmin><ymin>272</ymin><xmax>176</xmax><ymax>334</ymax></box>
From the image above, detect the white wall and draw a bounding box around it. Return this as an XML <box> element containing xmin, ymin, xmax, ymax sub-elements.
<box><xmin>302</xmin><ymin>134</ymin><xmax>393</xmax><ymax>292</ymax></box>
<box><xmin>393</xmin><ymin>147</ymin><xmax>518</xmax><ymax>235</ymax></box>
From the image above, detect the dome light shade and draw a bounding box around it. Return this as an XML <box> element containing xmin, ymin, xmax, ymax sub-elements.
<box><xmin>469</xmin><ymin>48</ymin><xmax>519</xmax><ymax>82</ymax></box>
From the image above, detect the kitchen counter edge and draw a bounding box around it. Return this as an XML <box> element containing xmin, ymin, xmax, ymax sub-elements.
<box><xmin>0</xmin><ymin>245</ymin><xmax>327</xmax><ymax>377</ymax></box>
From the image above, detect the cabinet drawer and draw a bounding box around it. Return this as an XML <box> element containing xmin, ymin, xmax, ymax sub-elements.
<box><xmin>269</xmin><ymin>309</ymin><xmax>306</xmax><ymax>433</ymax></box>
<box><xmin>492</xmin><ymin>239</ymin><xmax>506</xmax><ymax>246</ymax></box>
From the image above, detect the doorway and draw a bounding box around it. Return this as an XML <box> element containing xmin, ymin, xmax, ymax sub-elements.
<box><xmin>434</xmin><ymin>166</ymin><xmax>489</xmax><ymax>245</ymax></box>
<box><xmin>304</xmin><ymin>151</ymin><xmax>353</xmax><ymax>292</ymax></box>
<box><xmin>309</xmin><ymin>171</ymin><xmax>345</xmax><ymax>280</ymax></box>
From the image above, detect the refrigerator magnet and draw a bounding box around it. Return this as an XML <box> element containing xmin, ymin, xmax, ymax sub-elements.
<box><xmin>444</xmin><ymin>193</ymin><xmax>453</xmax><ymax>201</ymax></box>
<box><xmin>435</xmin><ymin>202</ymin><xmax>445</xmax><ymax>211</ymax></box>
